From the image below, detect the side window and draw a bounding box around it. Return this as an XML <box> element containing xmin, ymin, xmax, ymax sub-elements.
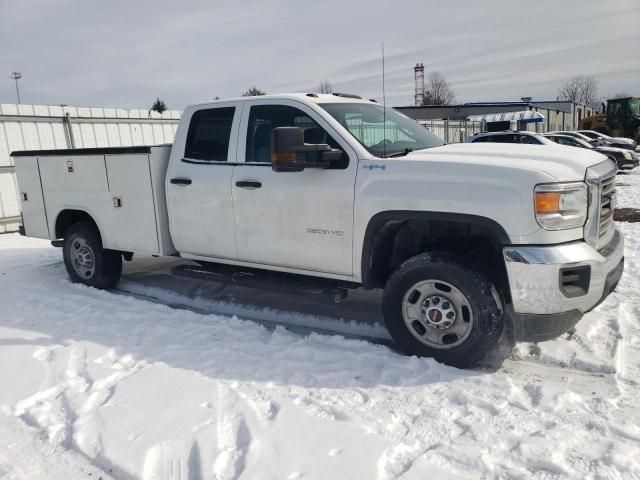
<box><xmin>488</xmin><ymin>134</ymin><xmax>514</xmax><ymax>143</ymax></box>
<box><xmin>471</xmin><ymin>136</ymin><xmax>487</xmax><ymax>142</ymax></box>
<box><xmin>518</xmin><ymin>135</ymin><xmax>540</xmax><ymax>144</ymax></box>
<box><xmin>184</xmin><ymin>107</ymin><xmax>235</xmax><ymax>162</ymax></box>
<box><xmin>245</xmin><ymin>105</ymin><xmax>347</xmax><ymax>167</ymax></box>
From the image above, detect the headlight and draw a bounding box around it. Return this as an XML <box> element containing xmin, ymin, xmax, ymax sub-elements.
<box><xmin>623</xmin><ymin>151</ymin><xmax>633</xmax><ymax>160</ymax></box>
<box><xmin>534</xmin><ymin>182</ymin><xmax>588</xmax><ymax>230</ymax></box>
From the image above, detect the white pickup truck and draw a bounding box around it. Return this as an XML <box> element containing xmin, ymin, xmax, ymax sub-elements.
<box><xmin>12</xmin><ymin>93</ymin><xmax>624</xmax><ymax>367</ymax></box>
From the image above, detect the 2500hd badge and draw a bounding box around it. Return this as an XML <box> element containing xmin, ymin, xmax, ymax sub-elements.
<box><xmin>306</xmin><ymin>227</ymin><xmax>344</xmax><ymax>237</ymax></box>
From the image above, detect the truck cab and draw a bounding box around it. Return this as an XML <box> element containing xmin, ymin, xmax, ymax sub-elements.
<box><xmin>12</xmin><ymin>93</ymin><xmax>625</xmax><ymax>368</ymax></box>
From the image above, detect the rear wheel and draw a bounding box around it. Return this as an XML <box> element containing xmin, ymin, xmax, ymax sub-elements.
<box><xmin>382</xmin><ymin>252</ymin><xmax>503</xmax><ymax>368</ymax></box>
<box><xmin>63</xmin><ymin>223</ymin><xmax>122</xmax><ymax>289</ymax></box>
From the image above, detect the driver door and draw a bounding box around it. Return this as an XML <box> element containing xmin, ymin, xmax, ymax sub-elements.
<box><xmin>231</xmin><ymin>100</ymin><xmax>357</xmax><ymax>276</ymax></box>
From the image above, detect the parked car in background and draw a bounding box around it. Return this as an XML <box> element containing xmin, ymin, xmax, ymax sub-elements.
<box><xmin>466</xmin><ymin>131</ymin><xmax>553</xmax><ymax>145</ymax></box>
<box><xmin>544</xmin><ymin>133</ymin><xmax>639</xmax><ymax>171</ymax></box>
<box><xmin>577</xmin><ymin>130</ymin><xmax>639</xmax><ymax>152</ymax></box>
<box><xmin>547</xmin><ymin>131</ymin><xmax>602</xmax><ymax>145</ymax></box>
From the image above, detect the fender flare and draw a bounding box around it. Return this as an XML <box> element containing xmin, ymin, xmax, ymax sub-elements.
<box><xmin>360</xmin><ymin>210</ymin><xmax>511</xmax><ymax>289</ymax></box>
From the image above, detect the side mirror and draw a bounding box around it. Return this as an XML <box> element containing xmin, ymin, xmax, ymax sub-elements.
<box><xmin>271</xmin><ymin>127</ymin><xmax>343</xmax><ymax>172</ymax></box>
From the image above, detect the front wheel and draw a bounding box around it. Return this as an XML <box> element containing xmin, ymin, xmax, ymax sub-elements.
<box><xmin>63</xmin><ymin>222</ymin><xmax>122</xmax><ymax>289</ymax></box>
<box><xmin>382</xmin><ymin>252</ymin><xmax>504</xmax><ymax>368</ymax></box>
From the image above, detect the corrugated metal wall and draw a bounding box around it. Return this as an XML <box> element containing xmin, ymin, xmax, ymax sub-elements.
<box><xmin>0</xmin><ymin>104</ymin><xmax>181</xmax><ymax>232</ymax></box>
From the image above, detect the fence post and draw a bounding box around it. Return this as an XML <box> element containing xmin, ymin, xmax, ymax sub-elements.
<box><xmin>444</xmin><ymin>119</ymin><xmax>449</xmax><ymax>143</ymax></box>
<box><xmin>62</xmin><ymin>112</ymin><xmax>76</xmax><ymax>148</ymax></box>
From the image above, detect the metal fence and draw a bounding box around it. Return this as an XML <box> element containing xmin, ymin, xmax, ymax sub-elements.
<box><xmin>418</xmin><ymin>120</ymin><xmax>482</xmax><ymax>143</ymax></box>
<box><xmin>0</xmin><ymin>103</ymin><xmax>181</xmax><ymax>232</ymax></box>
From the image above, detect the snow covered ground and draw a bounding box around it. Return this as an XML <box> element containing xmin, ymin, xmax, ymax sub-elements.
<box><xmin>1</xmin><ymin>174</ymin><xmax>640</xmax><ymax>479</ymax></box>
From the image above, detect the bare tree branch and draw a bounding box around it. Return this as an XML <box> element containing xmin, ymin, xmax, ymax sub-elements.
<box><xmin>559</xmin><ymin>76</ymin><xmax>600</xmax><ymax>107</ymax></box>
<box><xmin>318</xmin><ymin>80</ymin><xmax>333</xmax><ymax>94</ymax></box>
<box><xmin>422</xmin><ymin>72</ymin><xmax>456</xmax><ymax>106</ymax></box>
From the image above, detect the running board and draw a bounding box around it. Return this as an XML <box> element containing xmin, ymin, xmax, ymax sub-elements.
<box><xmin>172</xmin><ymin>263</ymin><xmax>350</xmax><ymax>303</ymax></box>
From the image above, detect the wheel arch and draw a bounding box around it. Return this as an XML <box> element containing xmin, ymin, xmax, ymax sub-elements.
<box><xmin>55</xmin><ymin>209</ymin><xmax>103</xmax><ymax>243</ymax></box>
<box><xmin>360</xmin><ymin>210</ymin><xmax>511</xmax><ymax>292</ymax></box>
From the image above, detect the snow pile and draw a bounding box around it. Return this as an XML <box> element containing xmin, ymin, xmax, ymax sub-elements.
<box><xmin>0</xmin><ymin>175</ymin><xmax>639</xmax><ymax>479</ymax></box>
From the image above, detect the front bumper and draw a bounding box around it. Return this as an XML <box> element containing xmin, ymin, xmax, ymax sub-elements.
<box><xmin>620</xmin><ymin>157</ymin><xmax>640</xmax><ymax>170</ymax></box>
<box><xmin>503</xmin><ymin>229</ymin><xmax>624</xmax><ymax>341</ymax></box>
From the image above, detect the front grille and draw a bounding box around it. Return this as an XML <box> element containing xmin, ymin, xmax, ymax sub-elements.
<box><xmin>598</xmin><ymin>175</ymin><xmax>616</xmax><ymax>242</ymax></box>
<box><xmin>584</xmin><ymin>160</ymin><xmax>617</xmax><ymax>250</ymax></box>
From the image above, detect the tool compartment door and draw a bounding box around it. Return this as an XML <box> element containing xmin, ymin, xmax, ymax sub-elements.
<box><xmin>14</xmin><ymin>156</ymin><xmax>50</xmax><ymax>238</ymax></box>
<box><xmin>105</xmin><ymin>154</ymin><xmax>160</xmax><ymax>254</ymax></box>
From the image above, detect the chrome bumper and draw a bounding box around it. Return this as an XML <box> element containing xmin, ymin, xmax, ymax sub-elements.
<box><xmin>503</xmin><ymin>229</ymin><xmax>624</xmax><ymax>315</ymax></box>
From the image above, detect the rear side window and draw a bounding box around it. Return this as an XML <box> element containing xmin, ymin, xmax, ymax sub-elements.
<box><xmin>475</xmin><ymin>134</ymin><xmax>514</xmax><ymax>143</ymax></box>
<box><xmin>518</xmin><ymin>135</ymin><xmax>541</xmax><ymax>144</ymax></box>
<box><xmin>185</xmin><ymin>107</ymin><xmax>235</xmax><ymax>161</ymax></box>
<box><xmin>492</xmin><ymin>134</ymin><xmax>515</xmax><ymax>143</ymax></box>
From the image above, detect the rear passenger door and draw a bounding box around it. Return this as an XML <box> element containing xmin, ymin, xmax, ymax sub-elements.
<box><xmin>166</xmin><ymin>102</ymin><xmax>242</xmax><ymax>260</ymax></box>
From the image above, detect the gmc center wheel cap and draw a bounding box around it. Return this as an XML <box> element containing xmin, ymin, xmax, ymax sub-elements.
<box><xmin>402</xmin><ymin>280</ymin><xmax>473</xmax><ymax>349</ymax></box>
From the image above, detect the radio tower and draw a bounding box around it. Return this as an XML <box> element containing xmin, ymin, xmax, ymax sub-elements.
<box><xmin>414</xmin><ymin>63</ymin><xmax>425</xmax><ymax>106</ymax></box>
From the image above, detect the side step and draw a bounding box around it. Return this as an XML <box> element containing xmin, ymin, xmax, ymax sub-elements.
<box><xmin>172</xmin><ymin>263</ymin><xmax>351</xmax><ymax>303</ymax></box>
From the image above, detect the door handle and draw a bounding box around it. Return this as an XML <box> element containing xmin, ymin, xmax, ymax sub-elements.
<box><xmin>170</xmin><ymin>177</ymin><xmax>192</xmax><ymax>185</ymax></box>
<box><xmin>235</xmin><ymin>180</ymin><xmax>262</xmax><ymax>189</ymax></box>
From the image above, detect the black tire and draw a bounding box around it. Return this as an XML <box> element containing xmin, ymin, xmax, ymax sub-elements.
<box><xmin>62</xmin><ymin>222</ymin><xmax>122</xmax><ymax>289</ymax></box>
<box><xmin>382</xmin><ymin>252</ymin><xmax>503</xmax><ymax>368</ymax></box>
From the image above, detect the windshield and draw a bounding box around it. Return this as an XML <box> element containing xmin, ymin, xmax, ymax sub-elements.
<box><xmin>571</xmin><ymin>137</ymin><xmax>593</xmax><ymax>148</ymax></box>
<box><xmin>578</xmin><ymin>130</ymin><xmax>599</xmax><ymax>139</ymax></box>
<box><xmin>631</xmin><ymin>98</ymin><xmax>640</xmax><ymax>118</ymax></box>
<box><xmin>319</xmin><ymin>103</ymin><xmax>444</xmax><ymax>157</ymax></box>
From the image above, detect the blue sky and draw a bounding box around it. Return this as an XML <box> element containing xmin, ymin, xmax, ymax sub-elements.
<box><xmin>1</xmin><ymin>0</ymin><xmax>638</xmax><ymax>109</ymax></box>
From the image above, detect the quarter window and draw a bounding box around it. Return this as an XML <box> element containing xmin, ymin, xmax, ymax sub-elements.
<box><xmin>185</xmin><ymin>107</ymin><xmax>235</xmax><ymax>161</ymax></box>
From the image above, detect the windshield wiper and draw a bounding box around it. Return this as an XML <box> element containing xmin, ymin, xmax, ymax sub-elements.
<box><xmin>383</xmin><ymin>148</ymin><xmax>413</xmax><ymax>158</ymax></box>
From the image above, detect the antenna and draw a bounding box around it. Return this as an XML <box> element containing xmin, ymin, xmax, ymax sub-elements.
<box><xmin>382</xmin><ymin>42</ymin><xmax>386</xmax><ymax>158</ymax></box>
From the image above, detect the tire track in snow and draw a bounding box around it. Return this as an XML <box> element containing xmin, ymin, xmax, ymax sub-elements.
<box><xmin>213</xmin><ymin>383</ymin><xmax>250</xmax><ymax>480</ymax></box>
<box><xmin>142</xmin><ymin>439</ymin><xmax>202</xmax><ymax>480</ymax></box>
<box><xmin>14</xmin><ymin>343</ymin><xmax>147</xmax><ymax>480</ymax></box>
<box><xmin>113</xmin><ymin>286</ymin><xmax>396</xmax><ymax>348</ymax></box>
<box><xmin>117</xmin><ymin>284</ymin><xmax>620</xmax><ymax>392</ymax></box>
<box><xmin>615</xmin><ymin>302</ymin><xmax>640</xmax><ymax>401</ymax></box>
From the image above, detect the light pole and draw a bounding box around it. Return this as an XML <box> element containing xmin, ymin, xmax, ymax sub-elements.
<box><xmin>9</xmin><ymin>71</ymin><xmax>22</xmax><ymax>104</ymax></box>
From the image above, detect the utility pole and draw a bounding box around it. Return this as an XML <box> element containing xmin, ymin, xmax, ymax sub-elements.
<box><xmin>9</xmin><ymin>71</ymin><xmax>22</xmax><ymax>104</ymax></box>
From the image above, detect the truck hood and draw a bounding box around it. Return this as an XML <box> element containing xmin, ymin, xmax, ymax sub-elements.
<box><xmin>405</xmin><ymin>143</ymin><xmax>608</xmax><ymax>181</ymax></box>
<box><xmin>597</xmin><ymin>146</ymin><xmax>632</xmax><ymax>155</ymax></box>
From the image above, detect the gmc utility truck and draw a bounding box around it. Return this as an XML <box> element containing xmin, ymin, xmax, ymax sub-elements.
<box><xmin>12</xmin><ymin>93</ymin><xmax>624</xmax><ymax>368</ymax></box>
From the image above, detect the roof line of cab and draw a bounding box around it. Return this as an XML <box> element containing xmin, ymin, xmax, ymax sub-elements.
<box><xmin>187</xmin><ymin>92</ymin><xmax>379</xmax><ymax>107</ymax></box>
